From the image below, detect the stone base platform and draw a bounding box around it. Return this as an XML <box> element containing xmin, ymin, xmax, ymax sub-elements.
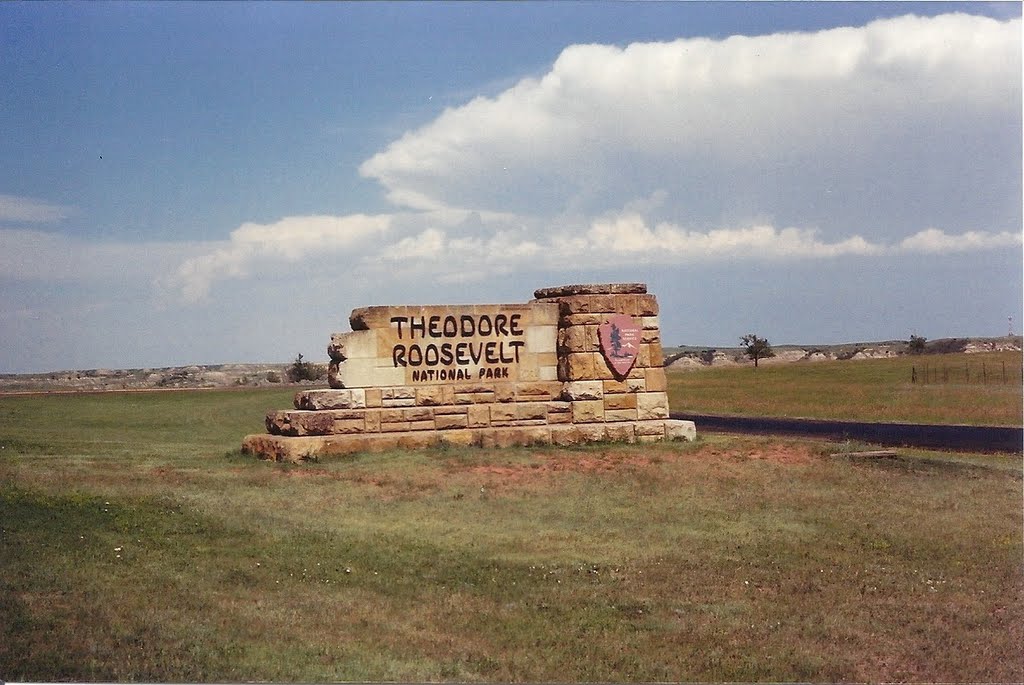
<box><xmin>243</xmin><ymin>419</ymin><xmax>696</xmax><ymax>463</ymax></box>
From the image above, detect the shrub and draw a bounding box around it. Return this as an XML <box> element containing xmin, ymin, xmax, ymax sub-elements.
<box><xmin>287</xmin><ymin>354</ymin><xmax>326</xmax><ymax>382</ymax></box>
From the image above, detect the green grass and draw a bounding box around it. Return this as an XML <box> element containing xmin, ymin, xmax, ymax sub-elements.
<box><xmin>1</xmin><ymin>388</ymin><xmax>1021</xmax><ymax>682</ymax></box>
<box><xmin>668</xmin><ymin>350</ymin><xmax>1023</xmax><ymax>426</ymax></box>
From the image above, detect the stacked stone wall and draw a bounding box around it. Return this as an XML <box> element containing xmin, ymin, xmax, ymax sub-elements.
<box><xmin>242</xmin><ymin>283</ymin><xmax>695</xmax><ymax>462</ymax></box>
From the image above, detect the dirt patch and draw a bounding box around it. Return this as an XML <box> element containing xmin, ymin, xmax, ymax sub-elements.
<box><xmin>454</xmin><ymin>442</ymin><xmax>817</xmax><ymax>487</ymax></box>
<box><xmin>464</xmin><ymin>452</ymin><xmax>656</xmax><ymax>482</ymax></box>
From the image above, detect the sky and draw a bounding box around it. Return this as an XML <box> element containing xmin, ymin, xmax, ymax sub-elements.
<box><xmin>1</xmin><ymin>1</ymin><xmax>1021</xmax><ymax>373</ymax></box>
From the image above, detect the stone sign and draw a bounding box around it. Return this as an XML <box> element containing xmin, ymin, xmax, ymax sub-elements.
<box><xmin>243</xmin><ymin>283</ymin><xmax>696</xmax><ymax>462</ymax></box>
<box><xmin>328</xmin><ymin>304</ymin><xmax>558</xmax><ymax>388</ymax></box>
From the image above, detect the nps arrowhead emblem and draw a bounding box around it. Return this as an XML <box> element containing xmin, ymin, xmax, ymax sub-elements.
<box><xmin>598</xmin><ymin>314</ymin><xmax>642</xmax><ymax>378</ymax></box>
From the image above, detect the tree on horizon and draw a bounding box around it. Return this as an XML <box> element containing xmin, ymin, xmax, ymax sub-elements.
<box><xmin>740</xmin><ymin>334</ymin><xmax>774</xmax><ymax>369</ymax></box>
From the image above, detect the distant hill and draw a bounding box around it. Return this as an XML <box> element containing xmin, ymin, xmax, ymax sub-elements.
<box><xmin>0</xmin><ymin>362</ymin><xmax>314</xmax><ymax>394</ymax></box>
<box><xmin>663</xmin><ymin>336</ymin><xmax>1022</xmax><ymax>369</ymax></box>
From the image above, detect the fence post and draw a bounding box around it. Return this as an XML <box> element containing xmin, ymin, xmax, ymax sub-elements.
<box><xmin>912</xmin><ymin>366</ymin><xmax>917</xmax><ymax>383</ymax></box>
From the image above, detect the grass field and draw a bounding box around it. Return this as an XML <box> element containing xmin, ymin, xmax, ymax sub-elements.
<box><xmin>1</xmin><ymin>386</ymin><xmax>1022</xmax><ymax>682</ymax></box>
<box><xmin>668</xmin><ymin>350</ymin><xmax>1023</xmax><ymax>426</ymax></box>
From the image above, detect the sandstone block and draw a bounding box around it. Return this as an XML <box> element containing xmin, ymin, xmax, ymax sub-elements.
<box><xmin>561</xmin><ymin>313</ymin><xmax>604</xmax><ymax>327</ymax></box>
<box><xmin>606</xmin><ymin>423</ymin><xmax>635</xmax><ymax>443</ymax></box>
<box><xmin>550</xmin><ymin>425</ymin><xmax>581</xmax><ymax>446</ymax></box>
<box><xmin>403</xmin><ymin>407</ymin><xmax>434</xmax><ymax>422</ymax></box>
<box><xmin>435</xmin><ymin>413</ymin><xmax>469</xmax><ymax>430</ymax></box>
<box><xmin>644</xmin><ymin>368</ymin><xmax>668</xmax><ymax>392</ymax></box>
<box><xmin>408</xmin><ymin>420</ymin><xmax>436</xmax><ymax>432</ymax></box>
<box><xmin>381</xmin><ymin>397</ymin><xmax>415</xmax><ymax>407</ymax></box>
<box><xmin>454</xmin><ymin>382</ymin><xmax>493</xmax><ymax>394</ymax></box>
<box><xmin>634</xmin><ymin>294</ymin><xmax>659</xmax><ymax>316</ymax></box>
<box><xmin>641</xmin><ymin>329</ymin><xmax>661</xmax><ymax>344</ymax></box>
<box><xmin>577</xmin><ymin>424</ymin><xmax>607</xmax><ymax>442</ymax></box>
<box><xmin>332</xmin><ymin>418</ymin><xmax>366</xmax><ymax>434</ymax></box>
<box><xmin>481</xmin><ymin>426</ymin><xmax>549</xmax><ymax>449</ymax></box>
<box><xmin>555</xmin><ymin>294</ymin><xmax>620</xmax><ymax>316</ymax></box>
<box><xmin>327</xmin><ymin>330</ymin><xmax>377</xmax><ymax>362</ymax></box>
<box><xmin>398</xmin><ymin>432</ymin><xmax>440</xmax><ymax>450</ymax></box>
<box><xmin>455</xmin><ymin>391</ymin><xmax>496</xmax><ymax>404</ymax></box>
<box><xmin>491</xmin><ymin>419</ymin><xmax>547</xmax><ymax>427</ymax></box>
<box><xmin>603</xmin><ymin>378</ymin><xmax>646</xmax><ymax>394</ymax></box>
<box><xmin>348</xmin><ymin>305</ymin><xmax>392</xmax><ymax>331</ymax></box>
<box><xmin>547</xmin><ymin>410</ymin><xmax>572</xmax><ymax>424</ymax></box>
<box><xmin>635</xmin><ymin>420</ymin><xmax>666</xmax><ymax>436</ymax></box>
<box><xmin>604</xmin><ymin>409</ymin><xmax>638</xmax><ymax>422</ymax></box>
<box><xmin>594</xmin><ymin>353</ymin><xmax>617</xmax><ymax>380</ymax></box>
<box><xmin>572</xmin><ymin>400</ymin><xmax>604</xmax><ymax>423</ymax></box>
<box><xmin>440</xmin><ymin>429</ymin><xmax>478</xmax><ymax>447</ymax></box>
<box><xmin>603</xmin><ymin>393</ymin><xmax>637</xmax><ymax>410</ymax></box>
<box><xmin>516</xmin><ymin>381</ymin><xmax>562</xmax><ymax>399</ymax></box>
<box><xmin>266</xmin><ymin>410</ymin><xmax>336</xmax><ymax>437</ymax></box>
<box><xmin>381</xmin><ymin>421</ymin><xmax>411</xmax><ymax>433</ymax></box>
<box><xmin>380</xmin><ymin>409</ymin><xmax>408</xmax><ymax>423</ymax></box>
<box><xmin>242</xmin><ymin>434</ymin><xmax>326</xmax><ymax>463</ymax></box>
<box><xmin>637</xmin><ymin>392</ymin><xmax>670</xmax><ymax>420</ymax></box>
<box><xmin>364</xmin><ymin>388</ymin><xmax>383</xmax><ymax>407</ymax></box>
<box><xmin>467</xmin><ymin>404</ymin><xmax>490</xmax><ymax>428</ymax></box>
<box><xmin>559</xmin><ymin>352</ymin><xmax>595</xmax><ymax>381</ymax></box>
<box><xmin>416</xmin><ymin>386</ymin><xmax>453</xmax><ymax>406</ymax></box>
<box><xmin>557</xmin><ymin>326</ymin><xmax>587</xmax><ymax>354</ymax></box>
<box><xmin>516</xmin><ymin>402</ymin><xmax>549</xmax><ymax>421</ymax></box>
<box><xmin>647</xmin><ymin>341</ymin><xmax>664</xmax><ymax>367</ymax></box>
<box><xmin>563</xmin><ymin>380</ymin><xmax>603</xmax><ymax>401</ymax></box>
<box><xmin>665</xmin><ymin>420</ymin><xmax>696</xmax><ymax>442</ymax></box>
<box><xmin>433</xmin><ymin>405</ymin><xmax>468</xmax><ymax>415</ymax></box>
<box><xmin>294</xmin><ymin>389</ymin><xmax>367</xmax><ymax>410</ymax></box>
<box><xmin>364</xmin><ymin>411</ymin><xmax>381</xmax><ymax>433</ymax></box>
<box><xmin>494</xmin><ymin>384</ymin><xmax>516</xmax><ymax>402</ymax></box>
<box><xmin>490</xmin><ymin>403</ymin><xmax>517</xmax><ymax>423</ymax></box>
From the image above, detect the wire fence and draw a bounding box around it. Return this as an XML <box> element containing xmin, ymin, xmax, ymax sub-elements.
<box><xmin>911</xmin><ymin>360</ymin><xmax>1022</xmax><ymax>385</ymax></box>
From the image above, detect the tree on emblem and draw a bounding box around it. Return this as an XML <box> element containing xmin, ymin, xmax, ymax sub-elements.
<box><xmin>609</xmin><ymin>324</ymin><xmax>625</xmax><ymax>357</ymax></box>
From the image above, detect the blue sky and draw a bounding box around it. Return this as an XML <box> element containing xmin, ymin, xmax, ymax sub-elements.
<box><xmin>1</xmin><ymin>2</ymin><xmax>1020</xmax><ymax>373</ymax></box>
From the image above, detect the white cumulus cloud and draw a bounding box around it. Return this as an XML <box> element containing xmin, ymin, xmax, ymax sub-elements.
<box><xmin>166</xmin><ymin>214</ymin><xmax>392</xmax><ymax>302</ymax></box>
<box><xmin>360</xmin><ymin>13</ymin><xmax>1019</xmax><ymax>237</ymax></box>
<box><xmin>0</xmin><ymin>194</ymin><xmax>72</xmax><ymax>223</ymax></box>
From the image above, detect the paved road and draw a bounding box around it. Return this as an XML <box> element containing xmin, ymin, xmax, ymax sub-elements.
<box><xmin>671</xmin><ymin>413</ymin><xmax>1023</xmax><ymax>453</ymax></box>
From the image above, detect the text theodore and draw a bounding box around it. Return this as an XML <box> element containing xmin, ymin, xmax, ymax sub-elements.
<box><xmin>390</xmin><ymin>314</ymin><xmax>525</xmax><ymax>381</ymax></box>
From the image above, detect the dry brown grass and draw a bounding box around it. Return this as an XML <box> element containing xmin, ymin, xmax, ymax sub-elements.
<box><xmin>1</xmin><ymin>389</ymin><xmax>1022</xmax><ymax>681</ymax></box>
